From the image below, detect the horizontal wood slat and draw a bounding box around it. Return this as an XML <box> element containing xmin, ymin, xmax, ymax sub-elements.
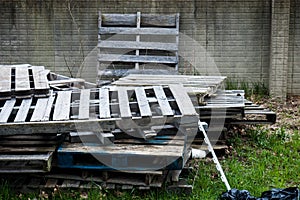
<box><xmin>98</xmin><ymin>54</ymin><xmax>177</xmax><ymax>64</ymax></box>
<box><xmin>99</xmin><ymin>27</ymin><xmax>178</xmax><ymax>35</ymax></box>
<box><xmin>98</xmin><ymin>41</ymin><xmax>178</xmax><ymax>51</ymax></box>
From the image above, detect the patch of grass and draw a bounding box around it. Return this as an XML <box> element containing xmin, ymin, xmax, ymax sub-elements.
<box><xmin>225</xmin><ymin>79</ymin><xmax>269</xmax><ymax>100</ymax></box>
<box><xmin>1</xmin><ymin>126</ymin><xmax>299</xmax><ymax>199</ymax></box>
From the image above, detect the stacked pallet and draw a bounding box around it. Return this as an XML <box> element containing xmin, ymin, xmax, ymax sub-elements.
<box><xmin>113</xmin><ymin>74</ymin><xmax>276</xmax><ymax>125</ymax></box>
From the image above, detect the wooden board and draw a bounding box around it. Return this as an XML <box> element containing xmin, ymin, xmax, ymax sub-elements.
<box><xmin>53</xmin><ymin>91</ymin><xmax>72</xmax><ymax>121</ymax></box>
<box><xmin>99</xmin><ymin>88</ymin><xmax>110</xmax><ymax>119</ymax></box>
<box><xmin>78</xmin><ymin>89</ymin><xmax>90</xmax><ymax>120</ymax></box>
<box><xmin>98</xmin><ymin>54</ymin><xmax>177</xmax><ymax>64</ymax></box>
<box><xmin>169</xmin><ymin>84</ymin><xmax>197</xmax><ymax>116</ymax></box>
<box><xmin>117</xmin><ymin>88</ymin><xmax>132</xmax><ymax>118</ymax></box>
<box><xmin>135</xmin><ymin>87</ymin><xmax>152</xmax><ymax>117</ymax></box>
<box><xmin>0</xmin><ymin>67</ymin><xmax>11</xmax><ymax>93</ymax></box>
<box><xmin>15</xmin><ymin>67</ymin><xmax>30</xmax><ymax>92</ymax></box>
<box><xmin>31</xmin><ymin>66</ymin><xmax>49</xmax><ymax>90</ymax></box>
<box><xmin>30</xmin><ymin>96</ymin><xmax>55</xmax><ymax>122</ymax></box>
<box><xmin>153</xmin><ymin>86</ymin><xmax>173</xmax><ymax>116</ymax></box>
<box><xmin>14</xmin><ymin>98</ymin><xmax>32</xmax><ymax>122</ymax></box>
<box><xmin>0</xmin><ymin>99</ymin><xmax>16</xmax><ymax>123</ymax></box>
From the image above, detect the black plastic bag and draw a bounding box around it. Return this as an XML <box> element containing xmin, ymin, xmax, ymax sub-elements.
<box><xmin>221</xmin><ymin>187</ymin><xmax>299</xmax><ymax>200</ymax></box>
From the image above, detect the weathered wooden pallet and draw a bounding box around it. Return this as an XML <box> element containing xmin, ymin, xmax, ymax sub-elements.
<box><xmin>0</xmin><ymin>133</ymin><xmax>64</xmax><ymax>173</ymax></box>
<box><xmin>230</xmin><ymin>100</ymin><xmax>276</xmax><ymax>124</ymax></box>
<box><xmin>0</xmin><ymin>85</ymin><xmax>198</xmax><ymax>136</ymax></box>
<box><xmin>98</xmin><ymin>12</ymin><xmax>179</xmax><ymax>78</ymax></box>
<box><xmin>2</xmin><ymin>162</ymin><xmax>196</xmax><ymax>194</ymax></box>
<box><xmin>0</xmin><ymin>64</ymin><xmax>50</xmax><ymax>99</ymax></box>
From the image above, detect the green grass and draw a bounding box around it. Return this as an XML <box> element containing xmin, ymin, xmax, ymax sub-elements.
<box><xmin>1</xmin><ymin>125</ymin><xmax>299</xmax><ymax>199</ymax></box>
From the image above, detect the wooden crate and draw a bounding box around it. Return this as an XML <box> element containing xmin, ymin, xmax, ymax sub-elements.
<box><xmin>0</xmin><ymin>64</ymin><xmax>50</xmax><ymax>99</ymax></box>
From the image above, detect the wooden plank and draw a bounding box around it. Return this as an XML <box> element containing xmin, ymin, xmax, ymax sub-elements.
<box><xmin>135</xmin><ymin>12</ymin><xmax>141</xmax><ymax>70</ymax></box>
<box><xmin>153</xmin><ymin>86</ymin><xmax>173</xmax><ymax>116</ymax></box>
<box><xmin>99</xmin><ymin>88</ymin><xmax>110</xmax><ymax>119</ymax></box>
<box><xmin>0</xmin><ymin>153</ymin><xmax>51</xmax><ymax>161</ymax></box>
<box><xmin>30</xmin><ymin>96</ymin><xmax>55</xmax><ymax>122</ymax></box>
<box><xmin>169</xmin><ymin>84</ymin><xmax>197</xmax><ymax>116</ymax></box>
<box><xmin>0</xmin><ymin>67</ymin><xmax>11</xmax><ymax>93</ymax></box>
<box><xmin>98</xmin><ymin>41</ymin><xmax>178</xmax><ymax>51</ymax></box>
<box><xmin>14</xmin><ymin>98</ymin><xmax>32</xmax><ymax>122</ymax></box>
<box><xmin>15</xmin><ymin>67</ymin><xmax>30</xmax><ymax>92</ymax></box>
<box><xmin>53</xmin><ymin>91</ymin><xmax>72</xmax><ymax>121</ymax></box>
<box><xmin>135</xmin><ymin>87</ymin><xmax>152</xmax><ymax>117</ymax></box>
<box><xmin>0</xmin><ymin>99</ymin><xmax>16</xmax><ymax>123</ymax></box>
<box><xmin>101</xmin><ymin>13</ymin><xmax>176</xmax><ymax>27</ymax></box>
<box><xmin>117</xmin><ymin>88</ymin><xmax>132</xmax><ymax>118</ymax></box>
<box><xmin>142</xmin><ymin>14</ymin><xmax>176</xmax><ymax>27</ymax></box>
<box><xmin>31</xmin><ymin>66</ymin><xmax>50</xmax><ymax>90</ymax></box>
<box><xmin>99</xmin><ymin>27</ymin><xmax>178</xmax><ymax>35</ymax></box>
<box><xmin>101</xmin><ymin>14</ymin><xmax>137</xmax><ymax>26</ymax></box>
<box><xmin>78</xmin><ymin>89</ymin><xmax>90</xmax><ymax>120</ymax></box>
<box><xmin>98</xmin><ymin>54</ymin><xmax>177</xmax><ymax>64</ymax></box>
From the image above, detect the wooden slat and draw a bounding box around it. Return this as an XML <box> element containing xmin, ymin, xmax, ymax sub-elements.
<box><xmin>98</xmin><ymin>41</ymin><xmax>178</xmax><ymax>51</ymax></box>
<box><xmin>0</xmin><ymin>67</ymin><xmax>11</xmax><ymax>93</ymax></box>
<box><xmin>141</xmin><ymin>14</ymin><xmax>176</xmax><ymax>27</ymax></box>
<box><xmin>31</xmin><ymin>96</ymin><xmax>55</xmax><ymax>122</ymax></box>
<box><xmin>101</xmin><ymin>13</ymin><xmax>176</xmax><ymax>27</ymax></box>
<box><xmin>53</xmin><ymin>91</ymin><xmax>72</xmax><ymax>121</ymax></box>
<box><xmin>169</xmin><ymin>84</ymin><xmax>197</xmax><ymax>116</ymax></box>
<box><xmin>45</xmin><ymin>179</ymin><xmax>58</xmax><ymax>188</ymax></box>
<box><xmin>99</xmin><ymin>88</ymin><xmax>110</xmax><ymax>119</ymax></box>
<box><xmin>0</xmin><ymin>99</ymin><xmax>16</xmax><ymax>123</ymax></box>
<box><xmin>117</xmin><ymin>88</ymin><xmax>132</xmax><ymax>118</ymax></box>
<box><xmin>99</xmin><ymin>27</ymin><xmax>178</xmax><ymax>35</ymax></box>
<box><xmin>135</xmin><ymin>12</ymin><xmax>141</xmax><ymax>70</ymax></box>
<box><xmin>0</xmin><ymin>153</ymin><xmax>51</xmax><ymax>161</ymax></box>
<box><xmin>31</xmin><ymin>66</ymin><xmax>50</xmax><ymax>90</ymax></box>
<box><xmin>78</xmin><ymin>89</ymin><xmax>90</xmax><ymax>120</ymax></box>
<box><xmin>135</xmin><ymin>87</ymin><xmax>152</xmax><ymax>117</ymax></box>
<box><xmin>14</xmin><ymin>98</ymin><xmax>32</xmax><ymax>122</ymax></box>
<box><xmin>15</xmin><ymin>67</ymin><xmax>30</xmax><ymax>92</ymax></box>
<box><xmin>98</xmin><ymin>54</ymin><xmax>177</xmax><ymax>64</ymax></box>
<box><xmin>101</xmin><ymin>14</ymin><xmax>137</xmax><ymax>26</ymax></box>
<box><xmin>153</xmin><ymin>86</ymin><xmax>173</xmax><ymax>116</ymax></box>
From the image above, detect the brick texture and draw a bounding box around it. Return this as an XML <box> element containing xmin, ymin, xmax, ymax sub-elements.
<box><xmin>0</xmin><ymin>0</ymin><xmax>299</xmax><ymax>96</ymax></box>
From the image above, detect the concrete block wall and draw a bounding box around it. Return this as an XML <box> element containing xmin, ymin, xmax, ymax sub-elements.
<box><xmin>0</xmin><ymin>0</ymin><xmax>299</xmax><ymax>97</ymax></box>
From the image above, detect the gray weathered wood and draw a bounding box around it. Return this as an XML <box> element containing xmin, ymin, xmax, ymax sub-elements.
<box><xmin>30</xmin><ymin>96</ymin><xmax>55</xmax><ymax>122</ymax></box>
<box><xmin>31</xmin><ymin>66</ymin><xmax>50</xmax><ymax>90</ymax></box>
<box><xmin>101</xmin><ymin>14</ymin><xmax>137</xmax><ymax>26</ymax></box>
<box><xmin>78</xmin><ymin>89</ymin><xmax>90</xmax><ymax>120</ymax></box>
<box><xmin>98</xmin><ymin>41</ymin><xmax>178</xmax><ymax>51</ymax></box>
<box><xmin>153</xmin><ymin>86</ymin><xmax>173</xmax><ymax>116</ymax></box>
<box><xmin>135</xmin><ymin>12</ymin><xmax>141</xmax><ymax>70</ymax></box>
<box><xmin>0</xmin><ymin>67</ymin><xmax>11</xmax><ymax>93</ymax></box>
<box><xmin>53</xmin><ymin>91</ymin><xmax>72</xmax><ymax>121</ymax></box>
<box><xmin>117</xmin><ymin>88</ymin><xmax>132</xmax><ymax>118</ymax></box>
<box><xmin>0</xmin><ymin>99</ymin><xmax>16</xmax><ymax>123</ymax></box>
<box><xmin>0</xmin><ymin>153</ymin><xmax>51</xmax><ymax>161</ymax></box>
<box><xmin>99</xmin><ymin>88</ymin><xmax>110</xmax><ymax>119</ymax></box>
<box><xmin>169</xmin><ymin>84</ymin><xmax>197</xmax><ymax>116</ymax></box>
<box><xmin>135</xmin><ymin>87</ymin><xmax>152</xmax><ymax>117</ymax></box>
<box><xmin>98</xmin><ymin>54</ymin><xmax>177</xmax><ymax>64</ymax></box>
<box><xmin>99</xmin><ymin>27</ymin><xmax>178</xmax><ymax>35</ymax></box>
<box><xmin>14</xmin><ymin>98</ymin><xmax>32</xmax><ymax>122</ymax></box>
<box><xmin>101</xmin><ymin>13</ymin><xmax>177</xmax><ymax>27</ymax></box>
<box><xmin>15</xmin><ymin>67</ymin><xmax>30</xmax><ymax>92</ymax></box>
<box><xmin>45</xmin><ymin>179</ymin><xmax>58</xmax><ymax>188</ymax></box>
